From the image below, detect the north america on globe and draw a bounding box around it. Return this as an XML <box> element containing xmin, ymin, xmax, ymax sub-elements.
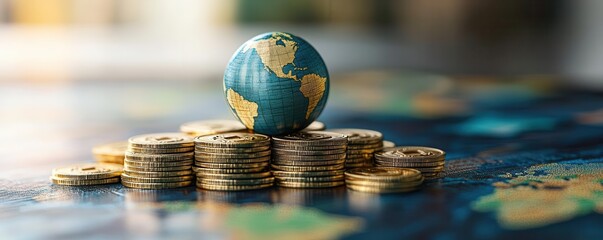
<box><xmin>223</xmin><ymin>32</ymin><xmax>329</xmax><ymax>135</ymax></box>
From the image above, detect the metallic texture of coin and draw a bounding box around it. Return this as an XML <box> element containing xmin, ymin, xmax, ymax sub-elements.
<box><xmin>124</xmin><ymin>151</ymin><xmax>194</xmax><ymax>161</ymax></box>
<box><xmin>51</xmin><ymin>177</ymin><xmax>120</xmax><ymax>186</ymax></box>
<box><xmin>194</xmin><ymin>133</ymin><xmax>271</xmax><ymax>148</ymax></box>
<box><xmin>345</xmin><ymin>167</ymin><xmax>422</xmax><ymax>181</ymax></box>
<box><xmin>346</xmin><ymin>184</ymin><xmax>421</xmax><ymax>193</ymax></box>
<box><xmin>121</xmin><ymin>173</ymin><xmax>194</xmax><ymax>183</ymax></box>
<box><xmin>196</xmin><ymin>171</ymin><xmax>272</xmax><ymax>180</ymax></box>
<box><xmin>375</xmin><ymin>146</ymin><xmax>445</xmax><ymax>161</ymax></box>
<box><xmin>128</xmin><ymin>133</ymin><xmax>194</xmax><ymax>148</ymax></box>
<box><xmin>193</xmin><ymin>166</ymin><xmax>267</xmax><ymax>174</ymax></box>
<box><xmin>329</xmin><ymin>128</ymin><xmax>383</xmax><ymax>144</ymax></box>
<box><xmin>195</xmin><ymin>150</ymin><xmax>271</xmax><ymax>159</ymax></box>
<box><xmin>271</xmin><ymin>148</ymin><xmax>347</xmax><ymax>156</ymax></box>
<box><xmin>124</xmin><ymin>165</ymin><xmax>191</xmax><ymax>172</ymax></box>
<box><xmin>197</xmin><ymin>183</ymin><xmax>273</xmax><ymax>191</ymax></box>
<box><xmin>271</xmin><ymin>159</ymin><xmax>345</xmax><ymax>166</ymax></box>
<box><xmin>272</xmin><ymin>170</ymin><xmax>344</xmax><ymax>178</ymax></box>
<box><xmin>274</xmin><ymin>175</ymin><xmax>345</xmax><ymax>183</ymax></box>
<box><xmin>195</xmin><ymin>162</ymin><xmax>270</xmax><ymax>169</ymax></box>
<box><xmin>180</xmin><ymin>119</ymin><xmax>247</xmax><ymax>136</ymax></box>
<box><xmin>121</xmin><ymin>180</ymin><xmax>192</xmax><ymax>189</ymax></box>
<box><xmin>271</xmin><ymin>164</ymin><xmax>345</xmax><ymax>172</ymax></box>
<box><xmin>127</xmin><ymin>146</ymin><xmax>194</xmax><ymax>154</ymax></box>
<box><xmin>123</xmin><ymin>169</ymin><xmax>193</xmax><ymax>178</ymax></box>
<box><xmin>194</xmin><ymin>145</ymin><xmax>270</xmax><ymax>153</ymax></box>
<box><xmin>272</xmin><ymin>131</ymin><xmax>347</xmax><ymax>146</ymax></box>
<box><xmin>271</xmin><ymin>153</ymin><xmax>346</xmax><ymax>161</ymax></box>
<box><xmin>124</xmin><ymin>159</ymin><xmax>193</xmax><ymax>167</ymax></box>
<box><xmin>52</xmin><ymin>163</ymin><xmax>123</xmax><ymax>180</ymax></box>
<box><xmin>194</xmin><ymin>156</ymin><xmax>270</xmax><ymax>164</ymax></box>
<box><xmin>197</xmin><ymin>177</ymin><xmax>274</xmax><ymax>186</ymax></box>
<box><xmin>276</xmin><ymin>181</ymin><xmax>345</xmax><ymax>188</ymax></box>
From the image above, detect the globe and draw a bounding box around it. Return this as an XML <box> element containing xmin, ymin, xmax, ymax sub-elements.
<box><xmin>223</xmin><ymin>32</ymin><xmax>329</xmax><ymax>136</ymax></box>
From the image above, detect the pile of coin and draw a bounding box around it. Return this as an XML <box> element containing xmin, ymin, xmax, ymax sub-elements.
<box><xmin>345</xmin><ymin>167</ymin><xmax>424</xmax><ymax>193</ymax></box>
<box><xmin>92</xmin><ymin>141</ymin><xmax>128</xmax><ymax>164</ymax></box>
<box><xmin>194</xmin><ymin>133</ymin><xmax>274</xmax><ymax>191</ymax></box>
<box><xmin>271</xmin><ymin>131</ymin><xmax>348</xmax><ymax>188</ymax></box>
<box><xmin>180</xmin><ymin>119</ymin><xmax>247</xmax><ymax>137</ymax></box>
<box><xmin>330</xmin><ymin>129</ymin><xmax>383</xmax><ymax>169</ymax></box>
<box><xmin>121</xmin><ymin>133</ymin><xmax>195</xmax><ymax>189</ymax></box>
<box><xmin>375</xmin><ymin>146</ymin><xmax>446</xmax><ymax>179</ymax></box>
<box><xmin>51</xmin><ymin>163</ymin><xmax>123</xmax><ymax>186</ymax></box>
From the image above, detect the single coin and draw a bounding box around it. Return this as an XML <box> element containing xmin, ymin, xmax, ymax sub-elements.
<box><xmin>194</xmin><ymin>156</ymin><xmax>271</xmax><ymax>164</ymax></box>
<box><xmin>52</xmin><ymin>163</ymin><xmax>123</xmax><ymax>180</ymax></box>
<box><xmin>128</xmin><ymin>133</ymin><xmax>194</xmax><ymax>148</ymax></box>
<box><xmin>195</xmin><ymin>150</ymin><xmax>271</xmax><ymax>159</ymax></box>
<box><xmin>51</xmin><ymin>176</ymin><xmax>120</xmax><ymax>186</ymax></box>
<box><xmin>194</xmin><ymin>145</ymin><xmax>270</xmax><ymax>153</ymax></box>
<box><xmin>345</xmin><ymin>167</ymin><xmax>422</xmax><ymax>181</ymax></box>
<box><xmin>197</xmin><ymin>171</ymin><xmax>272</xmax><ymax>179</ymax></box>
<box><xmin>271</xmin><ymin>164</ymin><xmax>345</xmax><ymax>172</ymax></box>
<box><xmin>180</xmin><ymin>119</ymin><xmax>247</xmax><ymax>136</ymax></box>
<box><xmin>272</xmin><ymin>170</ymin><xmax>345</xmax><ymax>178</ymax></box>
<box><xmin>271</xmin><ymin>144</ymin><xmax>346</xmax><ymax>151</ymax></box>
<box><xmin>383</xmin><ymin>140</ymin><xmax>395</xmax><ymax>148</ymax></box>
<box><xmin>276</xmin><ymin>181</ymin><xmax>345</xmax><ymax>188</ymax></box>
<box><xmin>125</xmin><ymin>151</ymin><xmax>194</xmax><ymax>161</ymax></box>
<box><xmin>92</xmin><ymin>141</ymin><xmax>128</xmax><ymax>156</ymax></box>
<box><xmin>271</xmin><ymin>153</ymin><xmax>346</xmax><ymax>161</ymax></box>
<box><xmin>194</xmin><ymin>133</ymin><xmax>270</xmax><ymax>148</ymax></box>
<box><xmin>275</xmin><ymin>175</ymin><xmax>344</xmax><ymax>183</ymax></box>
<box><xmin>123</xmin><ymin>169</ymin><xmax>193</xmax><ymax>178</ymax></box>
<box><xmin>271</xmin><ymin>159</ymin><xmax>345</xmax><ymax>166</ymax></box>
<box><xmin>375</xmin><ymin>161</ymin><xmax>445</xmax><ymax>168</ymax></box>
<box><xmin>196</xmin><ymin>162</ymin><xmax>269</xmax><ymax>169</ymax></box>
<box><xmin>121</xmin><ymin>173</ymin><xmax>193</xmax><ymax>183</ymax></box>
<box><xmin>197</xmin><ymin>183</ymin><xmax>273</xmax><ymax>191</ymax></box>
<box><xmin>127</xmin><ymin>146</ymin><xmax>194</xmax><ymax>154</ymax></box>
<box><xmin>122</xmin><ymin>180</ymin><xmax>192</xmax><ymax>189</ymax></box>
<box><xmin>124</xmin><ymin>165</ymin><xmax>191</xmax><ymax>172</ymax></box>
<box><xmin>346</xmin><ymin>184</ymin><xmax>421</xmax><ymax>193</ymax></box>
<box><xmin>375</xmin><ymin>146</ymin><xmax>445</xmax><ymax>161</ymax></box>
<box><xmin>302</xmin><ymin>121</ymin><xmax>326</xmax><ymax>131</ymax></box>
<box><xmin>329</xmin><ymin>129</ymin><xmax>383</xmax><ymax>144</ymax></box>
<box><xmin>193</xmin><ymin>166</ymin><xmax>267</xmax><ymax>174</ymax></box>
<box><xmin>197</xmin><ymin>177</ymin><xmax>274</xmax><ymax>186</ymax></box>
<box><xmin>272</xmin><ymin>148</ymin><xmax>347</xmax><ymax>156</ymax></box>
<box><xmin>124</xmin><ymin>159</ymin><xmax>193</xmax><ymax>167</ymax></box>
<box><xmin>272</xmin><ymin>131</ymin><xmax>348</xmax><ymax>146</ymax></box>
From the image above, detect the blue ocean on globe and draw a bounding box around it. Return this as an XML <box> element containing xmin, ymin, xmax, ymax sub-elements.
<box><xmin>223</xmin><ymin>32</ymin><xmax>329</xmax><ymax>135</ymax></box>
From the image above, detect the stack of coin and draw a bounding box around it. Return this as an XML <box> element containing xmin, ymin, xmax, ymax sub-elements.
<box><xmin>345</xmin><ymin>167</ymin><xmax>424</xmax><ymax>193</ymax></box>
<box><xmin>51</xmin><ymin>163</ymin><xmax>123</xmax><ymax>186</ymax></box>
<box><xmin>92</xmin><ymin>141</ymin><xmax>128</xmax><ymax>164</ymax></box>
<box><xmin>180</xmin><ymin>119</ymin><xmax>247</xmax><ymax>137</ymax></box>
<box><xmin>302</xmin><ymin>121</ymin><xmax>326</xmax><ymax>131</ymax></box>
<box><xmin>330</xmin><ymin>129</ymin><xmax>383</xmax><ymax>169</ymax></box>
<box><xmin>374</xmin><ymin>146</ymin><xmax>446</xmax><ymax>179</ymax></box>
<box><xmin>194</xmin><ymin>133</ymin><xmax>274</xmax><ymax>191</ymax></box>
<box><xmin>121</xmin><ymin>133</ymin><xmax>195</xmax><ymax>189</ymax></box>
<box><xmin>271</xmin><ymin>131</ymin><xmax>348</xmax><ymax>188</ymax></box>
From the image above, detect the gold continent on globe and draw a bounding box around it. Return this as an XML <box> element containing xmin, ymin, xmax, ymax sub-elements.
<box><xmin>223</xmin><ymin>32</ymin><xmax>329</xmax><ymax>135</ymax></box>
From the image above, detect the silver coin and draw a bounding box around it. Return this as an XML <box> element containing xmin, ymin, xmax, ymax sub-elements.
<box><xmin>271</xmin><ymin>131</ymin><xmax>347</xmax><ymax>146</ymax></box>
<box><xmin>125</xmin><ymin>151</ymin><xmax>194</xmax><ymax>161</ymax></box>
<box><xmin>383</xmin><ymin>140</ymin><xmax>396</xmax><ymax>148</ymax></box>
<box><xmin>375</xmin><ymin>146</ymin><xmax>445</xmax><ymax>161</ymax></box>
<box><xmin>194</xmin><ymin>133</ymin><xmax>270</xmax><ymax>148</ymax></box>
<box><xmin>195</xmin><ymin>150</ymin><xmax>271</xmax><ymax>159</ymax></box>
<box><xmin>194</xmin><ymin>145</ymin><xmax>270</xmax><ymax>153</ymax></box>
<box><xmin>272</xmin><ymin>148</ymin><xmax>346</xmax><ymax>156</ymax></box>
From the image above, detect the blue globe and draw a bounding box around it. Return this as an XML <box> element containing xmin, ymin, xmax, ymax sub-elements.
<box><xmin>223</xmin><ymin>32</ymin><xmax>329</xmax><ymax>136</ymax></box>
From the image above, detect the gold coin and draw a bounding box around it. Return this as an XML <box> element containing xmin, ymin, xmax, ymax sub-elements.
<box><xmin>197</xmin><ymin>183</ymin><xmax>273</xmax><ymax>191</ymax></box>
<box><xmin>121</xmin><ymin>180</ymin><xmax>192</xmax><ymax>189</ymax></box>
<box><xmin>272</xmin><ymin>148</ymin><xmax>347</xmax><ymax>156</ymax></box>
<box><xmin>128</xmin><ymin>133</ymin><xmax>194</xmax><ymax>148</ymax></box>
<box><xmin>345</xmin><ymin>176</ymin><xmax>424</xmax><ymax>187</ymax></box>
<box><xmin>346</xmin><ymin>184</ymin><xmax>421</xmax><ymax>193</ymax></box>
<box><xmin>346</xmin><ymin>148</ymin><xmax>377</xmax><ymax>154</ymax></box>
<box><xmin>345</xmin><ymin>167</ymin><xmax>422</xmax><ymax>182</ymax></box>
<box><xmin>194</xmin><ymin>156</ymin><xmax>270</xmax><ymax>164</ymax></box>
<box><xmin>127</xmin><ymin>146</ymin><xmax>194</xmax><ymax>154</ymax></box>
<box><xmin>52</xmin><ymin>163</ymin><xmax>123</xmax><ymax>180</ymax></box>
<box><xmin>125</xmin><ymin>151</ymin><xmax>194</xmax><ymax>161</ymax></box>
<box><xmin>272</xmin><ymin>170</ymin><xmax>345</xmax><ymax>178</ymax></box>
<box><xmin>196</xmin><ymin>171</ymin><xmax>272</xmax><ymax>179</ymax></box>
<box><xmin>272</xmin><ymin>153</ymin><xmax>346</xmax><ymax>161</ymax></box>
<box><xmin>275</xmin><ymin>175</ymin><xmax>344</xmax><ymax>183</ymax></box>
<box><xmin>196</xmin><ymin>161</ymin><xmax>269</xmax><ymax>169</ymax></box>
<box><xmin>277</xmin><ymin>181</ymin><xmax>345</xmax><ymax>188</ymax></box>
<box><xmin>271</xmin><ymin>159</ymin><xmax>345</xmax><ymax>166</ymax></box>
<box><xmin>272</xmin><ymin>131</ymin><xmax>348</xmax><ymax>146</ymax></box>
<box><xmin>271</xmin><ymin>144</ymin><xmax>346</xmax><ymax>151</ymax></box>
<box><xmin>124</xmin><ymin>159</ymin><xmax>193</xmax><ymax>167</ymax></box>
<box><xmin>271</xmin><ymin>164</ymin><xmax>344</xmax><ymax>172</ymax></box>
<box><xmin>375</xmin><ymin>146</ymin><xmax>445</xmax><ymax>161</ymax></box>
<box><xmin>329</xmin><ymin>128</ymin><xmax>383</xmax><ymax>144</ymax></box>
<box><xmin>375</xmin><ymin>160</ymin><xmax>445</xmax><ymax>167</ymax></box>
<box><xmin>180</xmin><ymin>120</ymin><xmax>247</xmax><ymax>136</ymax></box>
<box><xmin>302</xmin><ymin>121</ymin><xmax>326</xmax><ymax>131</ymax></box>
<box><xmin>51</xmin><ymin>176</ymin><xmax>120</xmax><ymax>186</ymax></box>
<box><xmin>193</xmin><ymin>166</ymin><xmax>267</xmax><ymax>174</ymax></box>
<box><xmin>345</xmin><ymin>163</ymin><xmax>373</xmax><ymax>168</ymax></box>
<box><xmin>195</xmin><ymin>150</ymin><xmax>271</xmax><ymax>159</ymax></box>
<box><xmin>124</xmin><ymin>164</ymin><xmax>191</xmax><ymax>172</ymax></box>
<box><xmin>194</xmin><ymin>145</ymin><xmax>270</xmax><ymax>153</ymax></box>
<box><xmin>194</xmin><ymin>133</ymin><xmax>270</xmax><ymax>148</ymax></box>
<box><xmin>121</xmin><ymin>173</ymin><xmax>193</xmax><ymax>183</ymax></box>
<box><xmin>123</xmin><ymin>169</ymin><xmax>193</xmax><ymax>178</ymax></box>
<box><xmin>347</xmin><ymin>143</ymin><xmax>383</xmax><ymax>150</ymax></box>
<box><xmin>383</xmin><ymin>140</ymin><xmax>395</xmax><ymax>148</ymax></box>
<box><xmin>92</xmin><ymin>141</ymin><xmax>128</xmax><ymax>156</ymax></box>
<box><xmin>197</xmin><ymin>177</ymin><xmax>274</xmax><ymax>186</ymax></box>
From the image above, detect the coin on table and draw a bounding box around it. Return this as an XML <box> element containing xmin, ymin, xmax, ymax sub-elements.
<box><xmin>375</xmin><ymin>146</ymin><xmax>445</xmax><ymax>162</ymax></box>
<box><xmin>92</xmin><ymin>141</ymin><xmax>128</xmax><ymax>157</ymax></box>
<box><xmin>194</xmin><ymin>133</ymin><xmax>271</xmax><ymax>148</ymax></box>
<box><xmin>329</xmin><ymin>129</ymin><xmax>383</xmax><ymax>144</ymax></box>
<box><xmin>121</xmin><ymin>173</ymin><xmax>193</xmax><ymax>183</ymax></box>
<box><xmin>345</xmin><ymin>167</ymin><xmax>423</xmax><ymax>182</ymax></box>
<box><xmin>51</xmin><ymin>177</ymin><xmax>120</xmax><ymax>186</ymax></box>
<box><xmin>121</xmin><ymin>180</ymin><xmax>192</xmax><ymax>189</ymax></box>
<box><xmin>272</xmin><ymin>131</ymin><xmax>348</xmax><ymax>146</ymax></box>
<box><xmin>302</xmin><ymin>121</ymin><xmax>326</xmax><ymax>131</ymax></box>
<box><xmin>271</xmin><ymin>164</ymin><xmax>345</xmax><ymax>172</ymax></box>
<box><xmin>276</xmin><ymin>181</ymin><xmax>345</xmax><ymax>188</ymax></box>
<box><xmin>197</xmin><ymin>183</ymin><xmax>273</xmax><ymax>191</ymax></box>
<box><xmin>123</xmin><ymin>169</ymin><xmax>193</xmax><ymax>178</ymax></box>
<box><xmin>52</xmin><ymin>163</ymin><xmax>123</xmax><ymax>180</ymax></box>
<box><xmin>180</xmin><ymin>119</ymin><xmax>247</xmax><ymax>136</ymax></box>
<box><xmin>196</xmin><ymin>171</ymin><xmax>272</xmax><ymax>179</ymax></box>
<box><xmin>128</xmin><ymin>132</ymin><xmax>194</xmax><ymax>149</ymax></box>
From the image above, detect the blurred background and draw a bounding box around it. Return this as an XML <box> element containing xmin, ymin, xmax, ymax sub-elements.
<box><xmin>1</xmin><ymin>0</ymin><xmax>603</xmax><ymax>166</ymax></box>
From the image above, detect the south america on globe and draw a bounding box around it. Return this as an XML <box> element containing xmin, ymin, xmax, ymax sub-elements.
<box><xmin>223</xmin><ymin>32</ymin><xmax>329</xmax><ymax>136</ymax></box>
